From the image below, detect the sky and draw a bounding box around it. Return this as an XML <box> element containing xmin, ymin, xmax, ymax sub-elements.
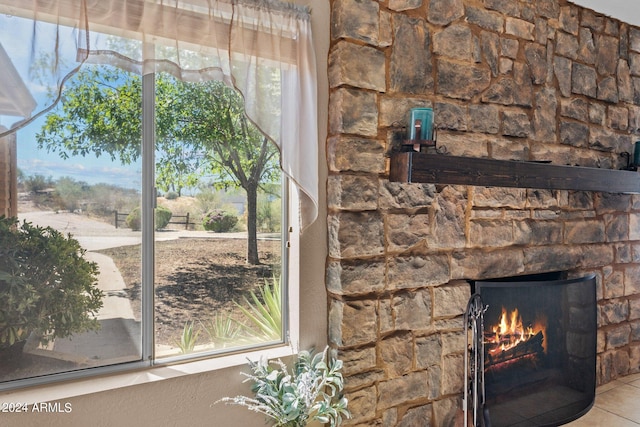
<box><xmin>0</xmin><ymin>15</ymin><xmax>142</xmax><ymax>190</ymax></box>
<box><xmin>7</xmin><ymin>113</ymin><xmax>143</xmax><ymax>191</ymax></box>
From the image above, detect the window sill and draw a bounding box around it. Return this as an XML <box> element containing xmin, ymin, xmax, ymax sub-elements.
<box><xmin>0</xmin><ymin>344</ymin><xmax>297</xmax><ymax>405</ymax></box>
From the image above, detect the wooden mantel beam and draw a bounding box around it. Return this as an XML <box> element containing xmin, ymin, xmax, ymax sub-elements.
<box><xmin>389</xmin><ymin>152</ymin><xmax>640</xmax><ymax>194</ymax></box>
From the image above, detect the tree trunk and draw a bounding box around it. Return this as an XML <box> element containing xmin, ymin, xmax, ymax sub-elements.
<box><xmin>245</xmin><ymin>184</ymin><xmax>259</xmax><ymax>265</ymax></box>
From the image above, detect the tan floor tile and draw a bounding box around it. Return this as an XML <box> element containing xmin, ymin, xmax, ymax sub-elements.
<box><xmin>593</xmin><ymin>384</ymin><xmax>640</xmax><ymax>423</ymax></box>
<box><xmin>619</xmin><ymin>373</ymin><xmax>640</xmax><ymax>385</ymax></box>
<box><xmin>550</xmin><ymin>377</ymin><xmax>640</xmax><ymax>426</ymax></box>
<box><xmin>596</xmin><ymin>379</ymin><xmax>624</xmax><ymax>394</ymax></box>
<box><xmin>565</xmin><ymin>406</ymin><xmax>639</xmax><ymax>427</ymax></box>
<box><xmin>489</xmin><ymin>376</ymin><xmax>640</xmax><ymax>426</ymax></box>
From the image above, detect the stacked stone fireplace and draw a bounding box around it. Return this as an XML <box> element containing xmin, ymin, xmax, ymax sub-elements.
<box><xmin>326</xmin><ymin>0</ymin><xmax>640</xmax><ymax>425</ymax></box>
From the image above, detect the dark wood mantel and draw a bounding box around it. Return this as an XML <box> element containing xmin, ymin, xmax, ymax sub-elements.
<box><xmin>389</xmin><ymin>152</ymin><xmax>640</xmax><ymax>194</ymax></box>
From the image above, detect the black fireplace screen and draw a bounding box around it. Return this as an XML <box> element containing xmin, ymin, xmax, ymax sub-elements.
<box><xmin>473</xmin><ymin>272</ymin><xmax>597</xmax><ymax>427</ymax></box>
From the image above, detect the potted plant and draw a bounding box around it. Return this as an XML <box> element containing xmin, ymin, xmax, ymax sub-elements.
<box><xmin>218</xmin><ymin>347</ymin><xmax>350</xmax><ymax>426</ymax></box>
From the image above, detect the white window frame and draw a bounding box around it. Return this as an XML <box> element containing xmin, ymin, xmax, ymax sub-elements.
<box><xmin>0</xmin><ymin>70</ymin><xmax>300</xmax><ymax>395</ymax></box>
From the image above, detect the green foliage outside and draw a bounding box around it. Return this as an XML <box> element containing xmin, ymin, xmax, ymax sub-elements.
<box><xmin>20</xmin><ymin>174</ymin><xmax>139</xmax><ymax>217</ymax></box>
<box><xmin>257</xmin><ymin>194</ymin><xmax>281</xmax><ymax>233</ymax></box>
<box><xmin>165</xmin><ymin>191</ymin><xmax>179</xmax><ymax>200</ymax></box>
<box><xmin>52</xmin><ymin>176</ymin><xmax>86</xmax><ymax>212</ymax></box>
<box><xmin>88</xmin><ymin>183</ymin><xmax>139</xmax><ymax>217</ymax></box>
<box><xmin>203</xmin><ymin>210</ymin><xmax>238</xmax><ymax>232</ymax></box>
<box><xmin>0</xmin><ymin>217</ymin><xmax>103</xmax><ymax>349</ymax></box>
<box><xmin>194</xmin><ymin>186</ymin><xmax>241</xmax><ymax>214</ymax></box>
<box><xmin>21</xmin><ymin>174</ymin><xmax>54</xmax><ymax>194</ymax></box>
<box><xmin>155</xmin><ymin>206</ymin><xmax>173</xmax><ymax>229</ymax></box>
<box><xmin>125</xmin><ymin>209</ymin><xmax>141</xmax><ymax>231</ymax></box>
<box><xmin>194</xmin><ymin>186</ymin><xmax>224</xmax><ymax>214</ymax></box>
<box><xmin>21</xmin><ymin>174</ymin><xmax>56</xmax><ymax>209</ymax></box>
<box><xmin>126</xmin><ymin>206</ymin><xmax>172</xmax><ymax>230</ymax></box>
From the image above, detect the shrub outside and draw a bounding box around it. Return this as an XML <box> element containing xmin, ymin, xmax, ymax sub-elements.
<box><xmin>0</xmin><ymin>217</ymin><xmax>103</xmax><ymax>349</ymax></box>
<box><xmin>203</xmin><ymin>210</ymin><xmax>238</xmax><ymax>232</ymax></box>
<box><xmin>126</xmin><ymin>206</ymin><xmax>172</xmax><ymax>230</ymax></box>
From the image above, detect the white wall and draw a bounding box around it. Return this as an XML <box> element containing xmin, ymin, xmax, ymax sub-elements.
<box><xmin>0</xmin><ymin>1</ymin><xmax>330</xmax><ymax>426</ymax></box>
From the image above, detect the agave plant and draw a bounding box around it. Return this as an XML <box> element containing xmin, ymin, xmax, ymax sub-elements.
<box><xmin>237</xmin><ymin>275</ymin><xmax>282</xmax><ymax>341</ymax></box>
<box><xmin>201</xmin><ymin>314</ymin><xmax>246</xmax><ymax>348</ymax></box>
<box><xmin>218</xmin><ymin>346</ymin><xmax>350</xmax><ymax>427</ymax></box>
<box><xmin>175</xmin><ymin>320</ymin><xmax>200</xmax><ymax>354</ymax></box>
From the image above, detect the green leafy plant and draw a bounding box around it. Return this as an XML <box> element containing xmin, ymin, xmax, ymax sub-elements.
<box><xmin>202</xmin><ymin>210</ymin><xmax>238</xmax><ymax>232</ymax></box>
<box><xmin>175</xmin><ymin>320</ymin><xmax>200</xmax><ymax>354</ymax></box>
<box><xmin>218</xmin><ymin>347</ymin><xmax>350</xmax><ymax>427</ymax></box>
<box><xmin>155</xmin><ymin>206</ymin><xmax>173</xmax><ymax>229</ymax></box>
<box><xmin>0</xmin><ymin>217</ymin><xmax>103</xmax><ymax>349</ymax></box>
<box><xmin>237</xmin><ymin>276</ymin><xmax>282</xmax><ymax>341</ymax></box>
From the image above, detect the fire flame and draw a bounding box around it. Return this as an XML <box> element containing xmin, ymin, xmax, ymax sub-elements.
<box><xmin>486</xmin><ymin>307</ymin><xmax>546</xmax><ymax>355</ymax></box>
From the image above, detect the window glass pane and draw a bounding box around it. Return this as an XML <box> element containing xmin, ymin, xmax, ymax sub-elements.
<box><xmin>152</xmin><ymin>75</ymin><xmax>284</xmax><ymax>358</ymax></box>
<box><xmin>0</xmin><ymin>58</ymin><xmax>143</xmax><ymax>382</ymax></box>
<box><xmin>0</xmin><ymin>13</ymin><xmax>288</xmax><ymax>386</ymax></box>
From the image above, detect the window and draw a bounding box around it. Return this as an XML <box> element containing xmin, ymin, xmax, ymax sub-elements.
<box><xmin>0</xmin><ymin>0</ymin><xmax>316</xmax><ymax>390</ymax></box>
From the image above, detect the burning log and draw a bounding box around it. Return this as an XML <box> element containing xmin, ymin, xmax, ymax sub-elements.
<box><xmin>485</xmin><ymin>330</ymin><xmax>544</xmax><ymax>367</ymax></box>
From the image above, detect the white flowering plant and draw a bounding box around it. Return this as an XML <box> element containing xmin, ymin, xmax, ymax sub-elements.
<box><xmin>218</xmin><ymin>346</ymin><xmax>350</xmax><ymax>427</ymax></box>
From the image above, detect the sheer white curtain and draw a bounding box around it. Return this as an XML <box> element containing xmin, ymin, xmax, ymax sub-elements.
<box><xmin>0</xmin><ymin>0</ymin><xmax>318</xmax><ymax>228</ymax></box>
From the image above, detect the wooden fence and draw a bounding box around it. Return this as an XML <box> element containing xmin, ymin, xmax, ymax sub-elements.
<box><xmin>114</xmin><ymin>211</ymin><xmax>194</xmax><ymax>230</ymax></box>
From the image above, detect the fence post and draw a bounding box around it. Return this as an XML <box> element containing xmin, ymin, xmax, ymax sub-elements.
<box><xmin>185</xmin><ymin>212</ymin><xmax>190</xmax><ymax>230</ymax></box>
<box><xmin>114</xmin><ymin>210</ymin><xmax>118</xmax><ymax>228</ymax></box>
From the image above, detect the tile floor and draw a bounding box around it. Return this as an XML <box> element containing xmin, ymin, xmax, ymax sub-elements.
<box><xmin>566</xmin><ymin>373</ymin><xmax>640</xmax><ymax>426</ymax></box>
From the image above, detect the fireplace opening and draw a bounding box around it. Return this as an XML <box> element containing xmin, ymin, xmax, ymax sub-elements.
<box><xmin>471</xmin><ymin>272</ymin><xmax>597</xmax><ymax>427</ymax></box>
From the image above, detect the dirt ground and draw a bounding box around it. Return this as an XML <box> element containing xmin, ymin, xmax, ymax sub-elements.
<box><xmin>17</xmin><ymin>196</ymin><xmax>281</xmax><ymax>347</ymax></box>
<box><xmin>98</xmin><ymin>237</ymin><xmax>281</xmax><ymax>346</ymax></box>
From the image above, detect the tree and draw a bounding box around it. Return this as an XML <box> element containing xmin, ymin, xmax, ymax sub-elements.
<box><xmin>36</xmin><ymin>65</ymin><xmax>280</xmax><ymax>264</ymax></box>
<box><xmin>164</xmin><ymin>79</ymin><xmax>280</xmax><ymax>264</ymax></box>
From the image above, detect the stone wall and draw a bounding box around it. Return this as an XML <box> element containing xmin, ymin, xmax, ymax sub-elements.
<box><xmin>326</xmin><ymin>0</ymin><xmax>640</xmax><ymax>425</ymax></box>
